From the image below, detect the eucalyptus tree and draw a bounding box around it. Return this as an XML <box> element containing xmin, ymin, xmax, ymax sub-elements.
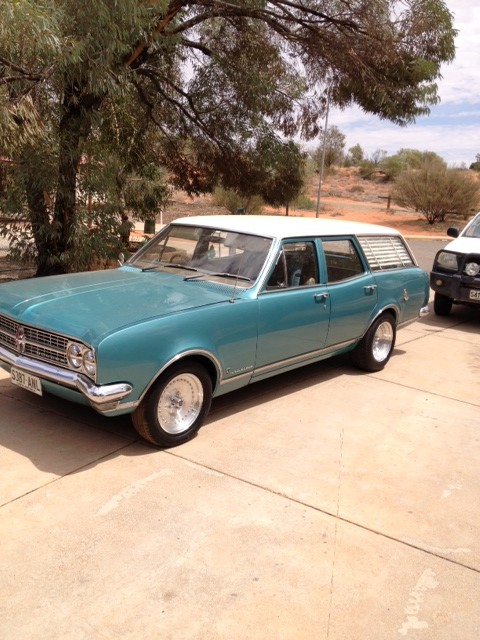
<box><xmin>312</xmin><ymin>125</ymin><xmax>346</xmax><ymax>169</ymax></box>
<box><xmin>345</xmin><ymin>144</ymin><xmax>364</xmax><ymax>167</ymax></box>
<box><xmin>0</xmin><ymin>0</ymin><xmax>456</xmax><ymax>274</ymax></box>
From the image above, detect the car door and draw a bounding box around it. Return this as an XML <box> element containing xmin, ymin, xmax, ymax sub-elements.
<box><xmin>254</xmin><ymin>240</ymin><xmax>330</xmax><ymax>376</ymax></box>
<box><xmin>320</xmin><ymin>237</ymin><xmax>378</xmax><ymax>347</ymax></box>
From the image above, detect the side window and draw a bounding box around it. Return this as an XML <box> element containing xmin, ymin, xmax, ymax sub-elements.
<box><xmin>358</xmin><ymin>236</ymin><xmax>414</xmax><ymax>270</ymax></box>
<box><xmin>266</xmin><ymin>241</ymin><xmax>318</xmax><ymax>289</ymax></box>
<box><xmin>322</xmin><ymin>239</ymin><xmax>364</xmax><ymax>283</ymax></box>
<box><xmin>266</xmin><ymin>251</ymin><xmax>287</xmax><ymax>289</ymax></box>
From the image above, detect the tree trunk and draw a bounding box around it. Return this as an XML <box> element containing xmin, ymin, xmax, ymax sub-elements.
<box><xmin>35</xmin><ymin>80</ymin><xmax>102</xmax><ymax>276</ymax></box>
<box><xmin>24</xmin><ymin>173</ymin><xmax>52</xmax><ymax>277</ymax></box>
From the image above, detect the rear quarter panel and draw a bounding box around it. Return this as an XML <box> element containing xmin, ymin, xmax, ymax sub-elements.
<box><xmin>373</xmin><ymin>267</ymin><xmax>429</xmax><ymax>324</ymax></box>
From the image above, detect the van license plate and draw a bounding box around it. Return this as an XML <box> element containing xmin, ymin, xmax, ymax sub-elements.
<box><xmin>469</xmin><ymin>290</ymin><xmax>480</xmax><ymax>301</ymax></box>
<box><xmin>11</xmin><ymin>367</ymin><xmax>43</xmax><ymax>396</ymax></box>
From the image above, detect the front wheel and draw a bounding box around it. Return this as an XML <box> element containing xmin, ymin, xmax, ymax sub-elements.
<box><xmin>351</xmin><ymin>314</ymin><xmax>396</xmax><ymax>372</ymax></box>
<box><xmin>433</xmin><ymin>292</ymin><xmax>453</xmax><ymax>316</ymax></box>
<box><xmin>132</xmin><ymin>361</ymin><xmax>212</xmax><ymax>447</ymax></box>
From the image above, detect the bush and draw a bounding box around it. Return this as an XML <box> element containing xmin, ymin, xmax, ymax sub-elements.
<box><xmin>212</xmin><ymin>186</ymin><xmax>264</xmax><ymax>214</ymax></box>
<box><xmin>392</xmin><ymin>167</ymin><xmax>480</xmax><ymax>224</ymax></box>
<box><xmin>358</xmin><ymin>160</ymin><xmax>376</xmax><ymax>179</ymax></box>
<box><xmin>293</xmin><ymin>193</ymin><xmax>316</xmax><ymax>210</ymax></box>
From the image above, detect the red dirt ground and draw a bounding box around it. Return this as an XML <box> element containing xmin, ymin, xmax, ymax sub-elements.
<box><xmin>165</xmin><ymin>167</ymin><xmax>465</xmax><ymax>238</ymax></box>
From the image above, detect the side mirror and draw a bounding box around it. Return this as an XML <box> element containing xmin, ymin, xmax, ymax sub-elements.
<box><xmin>447</xmin><ymin>227</ymin><xmax>459</xmax><ymax>238</ymax></box>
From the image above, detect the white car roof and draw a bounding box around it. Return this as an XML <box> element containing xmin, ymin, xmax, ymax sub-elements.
<box><xmin>172</xmin><ymin>215</ymin><xmax>402</xmax><ymax>239</ymax></box>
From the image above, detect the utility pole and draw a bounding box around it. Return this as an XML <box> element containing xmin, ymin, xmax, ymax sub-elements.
<box><xmin>315</xmin><ymin>87</ymin><xmax>331</xmax><ymax>218</ymax></box>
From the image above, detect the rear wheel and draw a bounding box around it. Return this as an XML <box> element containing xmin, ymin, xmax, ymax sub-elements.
<box><xmin>132</xmin><ymin>361</ymin><xmax>212</xmax><ymax>447</ymax></box>
<box><xmin>433</xmin><ymin>292</ymin><xmax>453</xmax><ymax>316</ymax></box>
<box><xmin>351</xmin><ymin>314</ymin><xmax>396</xmax><ymax>372</ymax></box>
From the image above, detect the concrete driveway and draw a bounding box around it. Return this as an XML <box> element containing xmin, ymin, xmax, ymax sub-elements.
<box><xmin>1</xmin><ymin>303</ymin><xmax>479</xmax><ymax>639</ymax></box>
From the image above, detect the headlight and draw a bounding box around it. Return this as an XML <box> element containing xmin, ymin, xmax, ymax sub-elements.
<box><xmin>67</xmin><ymin>343</ymin><xmax>83</xmax><ymax>369</ymax></box>
<box><xmin>465</xmin><ymin>262</ymin><xmax>480</xmax><ymax>276</ymax></box>
<box><xmin>435</xmin><ymin>251</ymin><xmax>458</xmax><ymax>271</ymax></box>
<box><xmin>83</xmin><ymin>349</ymin><xmax>96</xmax><ymax>376</ymax></box>
<box><xmin>67</xmin><ymin>342</ymin><xmax>96</xmax><ymax>378</ymax></box>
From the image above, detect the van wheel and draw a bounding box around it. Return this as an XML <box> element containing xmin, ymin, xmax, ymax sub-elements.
<box><xmin>433</xmin><ymin>292</ymin><xmax>453</xmax><ymax>316</ymax></box>
<box><xmin>351</xmin><ymin>314</ymin><xmax>396</xmax><ymax>372</ymax></box>
<box><xmin>132</xmin><ymin>362</ymin><xmax>212</xmax><ymax>447</ymax></box>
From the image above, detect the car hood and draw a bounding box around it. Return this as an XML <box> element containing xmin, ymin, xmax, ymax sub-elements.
<box><xmin>0</xmin><ymin>267</ymin><xmax>237</xmax><ymax>344</ymax></box>
<box><xmin>444</xmin><ymin>237</ymin><xmax>480</xmax><ymax>254</ymax></box>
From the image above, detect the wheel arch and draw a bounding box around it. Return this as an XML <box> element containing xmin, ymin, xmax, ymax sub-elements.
<box><xmin>138</xmin><ymin>350</ymin><xmax>221</xmax><ymax>406</ymax></box>
<box><xmin>351</xmin><ymin>309</ymin><xmax>397</xmax><ymax>372</ymax></box>
<box><xmin>363</xmin><ymin>305</ymin><xmax>399</xmax><ymax>338</ymax></box>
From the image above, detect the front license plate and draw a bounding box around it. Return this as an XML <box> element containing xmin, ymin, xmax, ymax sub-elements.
<box><xmin>469</xmin><ymin>289</ymin><xmax>480</xmax><ymax>301</ymax></box>
<box><xmin>11</xmin><ymin>367</ymin><xmax>43</xmax><ymax>396</ymax></box>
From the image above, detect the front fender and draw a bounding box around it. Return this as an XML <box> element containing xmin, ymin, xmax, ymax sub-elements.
<box><xmin>94</xmin><ymin>299</ymin><xmax>258</xmax><ymax>405</ymax></box>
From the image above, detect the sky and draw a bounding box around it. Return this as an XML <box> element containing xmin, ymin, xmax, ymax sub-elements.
<box><xmin>325</xmin><ymin>0</ymin><xmax>480</xmax><ymax>167</ymax></box>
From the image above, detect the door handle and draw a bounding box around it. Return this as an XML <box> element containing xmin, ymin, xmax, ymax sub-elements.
<box><xmin>364</xmin><ymin>285</ymin><xmax>377</xmax><ymax>295</ymax></box>
<box><xmin>314</xmin><ymin>293</ymin><xmax>329</xmax><ymax>303</ymax></box>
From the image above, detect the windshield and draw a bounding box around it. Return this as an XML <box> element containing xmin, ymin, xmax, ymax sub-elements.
<box><xmin>463</xmin><ymin>213</ymin><xmax>480</xmax><ymax>238</ymax></box>
<box><xmin>129</xmin><ymin>223</ymin><xmax>272</xmax><ymax>287</ymax></box>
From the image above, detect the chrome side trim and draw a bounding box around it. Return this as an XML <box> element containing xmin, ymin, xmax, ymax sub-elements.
<box><xmin>219</xmin><ymin>370</ymin><xmax>253</xmax><ymax>385</ymax></box>
<box><xmin>0</xmin><ymin>345</ymin><xmax>132</xmax><ymax>410</ymax></box>
<box><xmin>251</xmin><ymin>339</ymin><xmax>357</xmax><ymax>378</ymax></box>
<box><xmin>397</xmin><ymin>305</ymin><xmax>430</xmax><ymax>329</ymax></box>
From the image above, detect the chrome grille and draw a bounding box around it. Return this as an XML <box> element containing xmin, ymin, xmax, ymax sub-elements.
<box><xmin>0</xmin><ymin>314</ymin><xmax>69</xmax><ymax>367</ymax></box>
<box><xmin>25</xmin><ymin>327</ymin><xmax>68</xmax><ymax>352</ymax></box>
<box><xmin>0</xmin><ymin>315</ymin><xmax>16</xmax><ymax>335</ymax></box>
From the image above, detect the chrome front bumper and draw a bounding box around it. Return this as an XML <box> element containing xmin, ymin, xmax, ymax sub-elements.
<box><xmin>0</xmin><ymin>345</ymin><xmax>132</xmax><ymax>412</ymax></box>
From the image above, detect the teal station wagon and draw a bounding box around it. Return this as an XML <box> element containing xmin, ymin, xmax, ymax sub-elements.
<box><xmin>0</xmin><ymin>215</ymin><xmax>429</xmax><ymax>447</ymax></box>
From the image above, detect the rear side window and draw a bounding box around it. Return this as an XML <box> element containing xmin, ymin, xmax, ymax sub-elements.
<box><xmin>322</xmin><ymin>239</ymin><xmax>364</xmax><ymax>283</ymax></box>
<box><xmin>358</xmin><ymin>236</ymin><xmax>414</xmax><ymax>271</ymax></box>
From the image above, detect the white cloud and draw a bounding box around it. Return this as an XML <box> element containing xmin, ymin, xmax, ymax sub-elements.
<box><xmin>439</xmin><ymin>2</ymin><xmax>480</xmax><ymax>104</ymax></box>
<box><xmin>444</xmin><ymin>110</ymin><xmax>480</xmax><ymax>119</ymax></box>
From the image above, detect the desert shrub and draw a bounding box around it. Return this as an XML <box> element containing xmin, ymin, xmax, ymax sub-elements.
<box><xmin>212</xmin><ymin>186</ymin><xmax>264</xmax><ymax>214</ymax></box>
<box><xmin>358</xmin><ymin>160</ymin><xmax>376</xmax><ymax>179</ymax></box>
<box><xmin>392</xmin><ymin>167</ymin><xmax>480</xmax><ymax>224</ymax></box>
<box><xmin>293</xmin><ymin>193</ymin><xmax>315</xmax><ymax>209</ymax></box>
<box><xmin>379</xmin><ymin>155</ymin><xmax>406</xmax><ymax>181</ymax></box>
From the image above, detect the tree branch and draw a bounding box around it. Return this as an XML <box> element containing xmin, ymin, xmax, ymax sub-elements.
<box><xmin>0</xmin><ymin>56</ymin><xmax>43</xmax><ymax>81</ymax></box>
<box><xmin>135</xmin><ymin>66</ymin><xmax>221</xmax><ymax>146</ymax></box>
<box><xmin>125</xmin><ymin>1</ymin><xmax>187</xmax><ymax>67</ymax></box>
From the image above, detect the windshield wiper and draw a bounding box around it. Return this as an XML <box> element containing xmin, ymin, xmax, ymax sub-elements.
<box><xmin>185</xmin><ymin>271</ymin><xmax>252</xmax><ymax>282</ymax></box>
<box><xmin>142</xmin><ymin>262</ymin><xmax>199</xmax><ymax>273</ymax></box>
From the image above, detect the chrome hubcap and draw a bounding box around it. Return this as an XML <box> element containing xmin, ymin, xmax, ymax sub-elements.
<box><xmin>157</xmin><ymin>373</ymin><xmax>204</xmax><ymax>435</ymax></box>
<box><xmin>372</xmin><ymin>321</ymin><xmax>394</xmax><ymax>362</ymax></box>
